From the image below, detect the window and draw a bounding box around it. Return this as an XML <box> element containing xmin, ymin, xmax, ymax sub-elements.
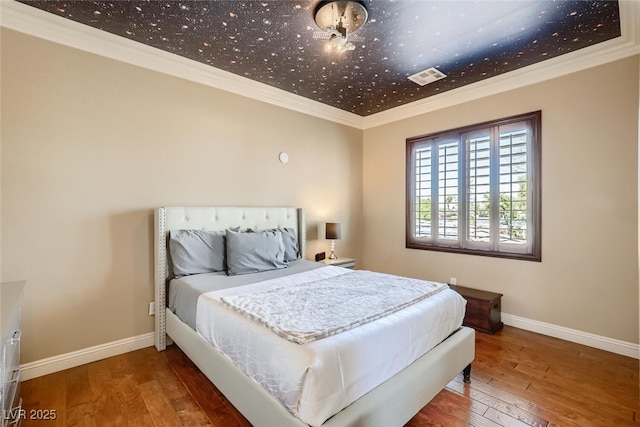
<box><xmin>406</xmin><ymin>111</ymin><xmax>541</xmax><ymax>261</ymax></box>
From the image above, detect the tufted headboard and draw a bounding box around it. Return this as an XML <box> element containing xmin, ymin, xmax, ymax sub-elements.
<box><xmin>153</xmin><ymin>206</ymin><xmax>306</xmax><ymax>350</ymax></box>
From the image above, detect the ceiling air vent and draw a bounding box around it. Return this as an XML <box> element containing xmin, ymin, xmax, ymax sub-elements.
<box><xmin>408</xmin><ymin>67</ymin><xmax>447</xmax><ymax>86</ymax></box>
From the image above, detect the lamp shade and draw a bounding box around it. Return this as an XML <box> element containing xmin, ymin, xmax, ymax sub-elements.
<box><xmin>325</xmin><ymin>223</ymin><xmax>341</xmax><ymax>240</ymax></box>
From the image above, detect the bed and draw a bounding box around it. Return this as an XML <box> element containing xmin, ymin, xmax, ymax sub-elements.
<box><xmin>154</xmin><ymin>206</ymin><xmax>475</xmax><ymax>427</ymax></box>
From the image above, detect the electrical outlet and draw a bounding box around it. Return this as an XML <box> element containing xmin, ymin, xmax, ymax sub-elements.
<box><xmin>148</xmin><ymin>301</ymin><xmax>155</xmax><ymax>316</ymax></box>
<box><xmin>449</xmin><ymin>277</ymin><xmax>457</xmax><ymax>285</ymax></box>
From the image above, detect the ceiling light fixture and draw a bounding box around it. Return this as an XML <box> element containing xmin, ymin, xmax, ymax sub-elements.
<box><xmin>313</xmin><ymin>0</ymin><xmax>368</xmax><ymax>52</ymax></box>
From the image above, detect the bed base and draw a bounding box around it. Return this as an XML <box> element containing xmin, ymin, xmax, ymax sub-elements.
<box><xmin>166</xmin><ymin>309</ymin><xmax>474</xmax><ymax>427</ymax></box>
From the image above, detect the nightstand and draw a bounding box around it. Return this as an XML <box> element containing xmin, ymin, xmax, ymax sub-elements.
<box><xmin>319</xmin><ymin>257</ymin><xmax>356</xmax><ymax>269</ymax></box>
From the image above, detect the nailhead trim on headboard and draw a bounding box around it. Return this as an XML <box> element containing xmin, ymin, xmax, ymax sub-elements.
<box><xmin>153</xmin><ymin>206</ymin><xmax>306</xmax><ymax>351</ymax></box>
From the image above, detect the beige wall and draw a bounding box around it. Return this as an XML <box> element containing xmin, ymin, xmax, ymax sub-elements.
<box><xmin>2</xmin><ymin>25</ymin><xmax>638</xmax><ymax>365</ymax></box>
<box><xmin>1</xmin><ymin>29</ymin><xmax>363</xmax><ymax>363</ymax></box>
<box><xmin>363</xmin><ymin>56</ymin><xmax>640</xmax><ymax>344</ymax></box>
<box><xmin>0</xmin><ymin>28</ymin><xmax>3</xmax><ymax>281</ymax></box>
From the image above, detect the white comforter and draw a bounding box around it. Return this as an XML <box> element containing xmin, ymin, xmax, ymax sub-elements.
<box><xmin>196</xmin><ymin>266</ymin><xmax>466</xmax><ymax>426</ymax></box>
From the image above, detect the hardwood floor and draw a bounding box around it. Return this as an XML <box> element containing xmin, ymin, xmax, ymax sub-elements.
<box><xmin>20</xmin><ymin>326</ymin><xmax>638</xmax><ymax>426</ymax></box>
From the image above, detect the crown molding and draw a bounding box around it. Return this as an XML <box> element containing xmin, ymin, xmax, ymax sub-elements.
<box><xmin>363</xmin><ymin>0</ymin><xmax>640</xmax><ymax>129</ymax></box>
<box><xmin>0</xmin><ymin>0</ymin><xmax>365</xmax><ymax>129</ymax></box>
<box><xmin>2</xmin><ymin>0</ymin><xmax>638</xmax><ymax>131</ymax></box>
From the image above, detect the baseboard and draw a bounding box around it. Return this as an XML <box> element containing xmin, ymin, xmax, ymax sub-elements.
<box><xmin>20</xmin><ymin>315</ymin><xmax>640</xmax><ymax>381</ymax></box>
<box><xmin>502</xmin><ymin>313</ymin><xmax>639</xmax><ymax>359</ymax></box>
<box><xmin>20</xmin><ymin>332</ymin><xmax>154</xmax><ymax>381</ymax></box>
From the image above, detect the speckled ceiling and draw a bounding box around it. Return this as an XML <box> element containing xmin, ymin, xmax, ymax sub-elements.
<box><xmin>19</xmin><ymin>1</ymin><xmax>621</xmax><ymax>116</ymax></box>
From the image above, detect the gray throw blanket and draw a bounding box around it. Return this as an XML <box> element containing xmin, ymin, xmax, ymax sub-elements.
<box><xmin>221</xmin><ymin>270</ymin><xmax>447</xmax><ymax>344</ymax></box>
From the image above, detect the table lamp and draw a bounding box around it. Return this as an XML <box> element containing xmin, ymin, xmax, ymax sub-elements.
<box><xmin>325</xmin><ymin>222</ymin><xmax>341</xmax><ymax>260</ymax></box>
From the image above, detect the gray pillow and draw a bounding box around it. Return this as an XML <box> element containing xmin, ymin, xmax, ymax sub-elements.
<box><xmin>248</xmin><ymin>227</ymin><xmax>300</xmax><ymax>261</ymax></box>
<box><xmin>169</xmin><ymin>229</ymin><xmax>225</xmax><ymax>276</ymax></box>
<box><xmin>226</xmin><ymin>228</ymin><xmax>287</xmax><ymax>275</ymax></box>
<box><xmin>278</xmin><ymin>228</ymin><xmax>300</xmax><ymax>261</ymax></box>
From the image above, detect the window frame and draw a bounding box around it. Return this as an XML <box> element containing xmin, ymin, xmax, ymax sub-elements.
<box><xmin>405</xmin><ymin>111</ymin><xmax>542</xmax><ymax>262</ymax></box>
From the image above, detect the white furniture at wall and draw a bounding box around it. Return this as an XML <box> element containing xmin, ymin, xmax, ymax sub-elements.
<box><xmin>318</xmin><ymin>257</ymin><xmax>356</xmax><ymax>269</ymax></box>
<box><xmin>1</xmin><ymin>281</ymin><xmax>24</xmax><ymax>426</ymax></box>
